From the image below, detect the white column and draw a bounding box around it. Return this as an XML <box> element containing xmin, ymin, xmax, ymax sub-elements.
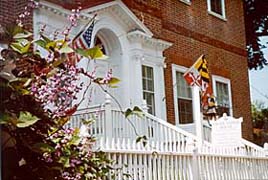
<box><xmin>192</xmin><ymin>85</ymin><xmax>203</xmax><ymax>146</ymax></box>
<box><xmin>129</xmin><ymin>53</ymin><xmax>143</xmax><ymax>107</ymax></box>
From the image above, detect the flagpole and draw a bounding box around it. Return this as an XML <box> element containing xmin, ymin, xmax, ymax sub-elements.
<box><xmin>192</xmin><ymin>84</ymin><xmax>203</xmax><ymax>147</ymax></box>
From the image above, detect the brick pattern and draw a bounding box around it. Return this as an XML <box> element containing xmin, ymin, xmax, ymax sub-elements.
<box><xmin>0</xmin><ymin>0</ymin><xmax>32</xmax><ymax>30</ymax></box>
<box><xmin>45</xmin><ymin>0</ymin><xmax>113</xmax><ymax>10</ymax></box>
<box><xmin>0</xmin><ymin>0</ymin><xmax>253</xmax><ymax>140</ymax></box>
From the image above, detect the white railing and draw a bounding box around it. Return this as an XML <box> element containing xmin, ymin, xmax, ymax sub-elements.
<box><xmin>71</xmin><ymin>108</ymin><xmax>199</xmax><ymax>153</ymax></box>
<box><xmin>68</xmin><ymin>99</ymin><xmax>268</xmax><ymax>180</ymax></box>
<box><xmin>69</xmin><ymin>105</ymin><xmax>105</xmax><ymax>137</ymax></box>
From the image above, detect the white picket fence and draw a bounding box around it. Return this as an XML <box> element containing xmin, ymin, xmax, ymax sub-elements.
<box><xmin>105</xmin><ymin>150</ymin><xmax>268</xmax><ymax>180</ymax></box>
<box><xmin>69</xmin><ymin>97</ymin><xmax>268</xmax><ymax>179</ymax></box>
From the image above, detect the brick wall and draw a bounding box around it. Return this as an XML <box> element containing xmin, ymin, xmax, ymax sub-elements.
<box><xmin>0</xmin><ymin>0</ymin><xmax>32</xmax><ymax>30</ymax></box>
<box><xmin>123</xmin><ymin>0</ymin><xmax>253</xmax><ymax>140</ymax></box>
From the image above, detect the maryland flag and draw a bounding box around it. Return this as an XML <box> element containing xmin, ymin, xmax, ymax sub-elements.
<box><xmin>183</xmin><ymin>55</ymin><xmax>212</xmax><ymax>106</ymax></box>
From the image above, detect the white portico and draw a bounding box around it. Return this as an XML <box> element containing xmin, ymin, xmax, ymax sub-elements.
<box><xmin>34</xmin><ymin>0</ymin><xmax>171</xmax><ymax>120</ymax></box>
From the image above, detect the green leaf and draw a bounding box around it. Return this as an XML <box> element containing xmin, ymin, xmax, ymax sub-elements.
<box><xmin>17</xmin><ymin>38</ymin><xmax>30</xmax><ymax>46</ymax></box>
<box><xmin>11</xmin><ymin>25</ymin><xmax>24</xmax><ymax>36</ymax></box>
<box><xmin>40</xmin><ymin>34</ymin><xmax>52</xmax><ymax>44</ymax></box>
<box><xmin>108</xmin><ymin>77</ymin><xmax>120</xmax><ymax>85</ymax></box>
<box><xmin>124</xmin><ymin>106</ymin><xmax>144</xmax><ymax>118</ymax></box>
<box><xmin>124</xmin><ymin>108</ymin><xmax>132</xmax><ymax>118</ymax></box>
<box><xmin>23</xmin><ymin>78</ymin><xmax>32</xmax><ymax>87</ymax></box>
<box><xmin>8</xmin><ymin>78</ymin><xmax>31</xmax><ymax>95</ymax></box>
<box><xmin>136</xmin><ymin>135</ymin><xmax>148</xmax><ymax>147</ymax></box>
<box><xmin>132</xmin><ymin>106</ymin><xmax>144</xmax><ymax>118</ymax></box>
<box><xmin>59</xmin><ymin>45</ymin><xmax>73</xmax><ymax>53</ymax></box>
<box><xmin>10</xmin><ymin>40</ymin><xmax>30</xmax><ymax>54</ymax></box>
<box><xmin>0</xmin><ymin>112</ymin><xmax>11</xmax><ymax>124</ymax></box>
<box><xmin>59</xmin><ymin>42</ymin><xmax>73</xmax><ymax>53</ymax></box>
<box><xmin>87</xmin><ymin>47</ymin><xmax>108</xmax><ymax>60</ymax></box>
<box><xmin>45</xmin><ymin>41</ymin><xmax>56</xmax><ymax>51</ymax></box>
<box><xmin>81</xmin><ymin>118</ymin><xmax>94</xmax><ymax>125</ymax></box>
<box><xmin>32</xmin><ymin>143</ymin><xmax>55</xmax><ymax>153</ymax></box>
<box><xmin>34</xmin><ymin>39</ymin><xmax>47</xmax><ymax>49</ymax></box>
<box><xmin>123</xmin><ymin>173</ymin><xmax>132</xmax><ymax>178</ymax></box>
<box><xmin>133</xmin><ymin>106</ymin><xmax>142</xmax><ymax>112</ymax></box>
<box><xmin>75</xmin><ymin>47</ymin><xmax>108</xmax><ymax>60</ymax></box>
<box><xmin>20</xmin><ymin>43</ymin><xmax>31</xmax><ymax>54</ymax></box>
<box><xmin>13</xmin><ymin>31</ymin><xmax>32</xmax><ymax>39</ymax></box>
<box><xmin>17</xmin><ymin>111</ymin><xmax>40</xmax><ymax>128</ymax></box>
<box><xmin>136</xmin><ymin>136</ymin><xmax>142</xmax><ymax>143</ymax></box>
<box><xmin>69</xmin><ymin>135</ymin><xmax>81</xmax><ymax>146</ymax></box>
<box><xmin>52</xmin><ymin>59</ymin><xmax>64</xmax><ymax>68</ymax></box>
<box><xmin>59</xmin><ymin>157</ymin><xmax>70</xmax><ymax>168</ymax></box>
<box><xmin>75</xmin><ymin>48</ymin><xmax>89</xmax><ymax>57</ymax></box>
<box><xmin>10</xmin><ymin>43</ymin><xmax>23</xmax><ymax>54</ymax></box>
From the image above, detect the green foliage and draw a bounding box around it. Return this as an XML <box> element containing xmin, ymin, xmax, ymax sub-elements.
<box><xmin>10</xmin><ymin>39</ymin><xmax>31</xmax><ymax>54</ymax></box>
<box><xmin>17</xmin><ymin>111</ymin><xmax>40</xmax><ymax>128</ymax></box>
<box><xmin>75</xmin><ymin>47</ymin><xmax>108</xmax><ymax>60</ymax></box>
<box><xmin>125</xmin><ymin>106</ymin><xmax>144</xmax><ymax>118</ymax></box>
<box><xmin>0</xmin><ymin>22</ymin><xmax>115</xmax><ymax>179</ymax></box>
<box><xmin>251</xmin><ymin>101</ymin><xmax>268</xmax><ymax>124</ymax></box>
<box><xmin>136</xmin><ymin>135</ymin><xmax>148</xmax><ymax>147</ymax></box>
<box><xmin>244</xmin><ymin>0</ymin><xmax>268</xmax><ymax>69</ymax></box>
<box><xmin>251</xmin><ymin>101</ymin><xmax>268</xmax><ymax>146</ymax></box>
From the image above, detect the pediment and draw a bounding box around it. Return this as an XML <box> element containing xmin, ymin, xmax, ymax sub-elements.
<box><xmin>39</xmin><ymin>0</ymin><xmax>153</xmax><ymax>37</ymax></box>
<box><xmin>80</xmin><ymin>0</ymin><xmax>153</xmax><ymax>37</ymax></box>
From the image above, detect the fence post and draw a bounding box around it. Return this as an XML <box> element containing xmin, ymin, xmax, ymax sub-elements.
<box><xmin>192</xmin><ymin>147</ymin><xmax>200</xmax><ymax>180</ymax></box>
<box><xmin>105</xmin><ymin>93</ymin><xmax>113</xmax><ymax>138</ymax></box>
<box><xmin>264</xmin><ymin>143</ymin><xmax>268</xmax><ymax>156</ymax></box>
<box><xmin>192</xmin><ymin>85</ymin><xmax>203</xmax><ymax>147</ymax></box>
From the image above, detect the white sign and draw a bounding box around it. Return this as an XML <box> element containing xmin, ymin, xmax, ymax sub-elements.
<box><xmin>211</xmin><ymin>114</ymin><xmax>243</xmax><ymax>147</ymax></box>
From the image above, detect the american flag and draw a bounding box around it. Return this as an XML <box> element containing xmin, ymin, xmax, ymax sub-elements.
<box><xmin>72</xmin><ymin>20</ymin><xmax>95</xmax><ymax>49</ymax></box>
<box><xmin>67</xmin><ymin>17</ymin><xmax>95</xmax><ymax>64</ymax></box>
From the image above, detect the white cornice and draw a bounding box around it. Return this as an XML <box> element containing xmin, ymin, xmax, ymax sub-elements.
<box><xmin>38</xmin><ymin>1</ymin><xmax>95</xmax><ymax>20</ymax></box>
<box><xmin>81</xmin><ymin>0</ymin><xmax>153</xmax><ymax>37</ymax></box>
<box><xmin>127</xmin><ymin>30</ymin><xmax>172</xmax><ymax>51</ymax></box>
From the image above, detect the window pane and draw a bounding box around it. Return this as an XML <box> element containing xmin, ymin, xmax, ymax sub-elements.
<box><xmin>210</xmin><ymin>0</ymin><xmax>223</xmax><ymax>15</ymax></box>
<box><xmin>143</xmin><ymin>92</ymin><xmax>155</xmax><ymax>115</ymax></box>
<box><xmin>175</xmin><ymin>71</ymin><xmax>193</xmax><ymax>124</ymax></box>
<box><xmin>147</xmin><ymin>80</ymin><xmax>154</xmax><ymax>91</ymax></box>
<box><xmin>176</xmin><ymin>72</ymin><xmax>191</xmax><ymax>99</ymax></box>
<box><xmin>142</xmin><ymin>65</ymin><xmax>155</xmax><ymax>115</ymax></box>
<box><xmin>216</xmin><ymin>81</ymin><xmax>230</xmax><ymax>115</ymax></box>
<box><xmin>178</xmin><ymin>98</ymin><xmax>193</xmax><ymax>124</ymax></box>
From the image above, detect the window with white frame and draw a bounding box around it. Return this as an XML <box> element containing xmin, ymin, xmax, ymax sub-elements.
<box><xmin>207</xmin><ymin>0</ymin><xmax>226</xmax><ymax>19</ymax></box>
<box><xmin>175</xmin><ymin>71</ymin><xmax>193</xmax><ymax>124</ymax></box>
<box><xmin>142</xmin><ymin>65</ymin><xmax>155</xmax><ymax>115</ymax></box>
<box><xmin>212</xmin><ymin>75</ymin><xmax>232</xmax><ymax>116</ymax></box>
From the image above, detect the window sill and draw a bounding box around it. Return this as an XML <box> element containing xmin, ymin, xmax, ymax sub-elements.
<box><xmin>208</xmin><ymin>11</ymin><xmax>227</xmax><ymax>22</ymax></box>
<box><xmin>180</xmin><ymin>0</ymin><xmax>191</xmax><ymax>6</ymax></box>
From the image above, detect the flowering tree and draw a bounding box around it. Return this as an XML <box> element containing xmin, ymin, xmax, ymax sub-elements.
<box><xmin>0</xmin><ymin>1</ymin><xmax>118</xmax><ymax>179</ymax></box>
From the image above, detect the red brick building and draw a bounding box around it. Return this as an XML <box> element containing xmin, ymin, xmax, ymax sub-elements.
<box><xmin>122</xmin><ymin>0</ymin><xmax>252</xmax><ymax>140</ymax></box>
<box><xmin>0</xmin><ymin>0</ymin><xmax>253</xmax><ymax>140</ymax></box>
